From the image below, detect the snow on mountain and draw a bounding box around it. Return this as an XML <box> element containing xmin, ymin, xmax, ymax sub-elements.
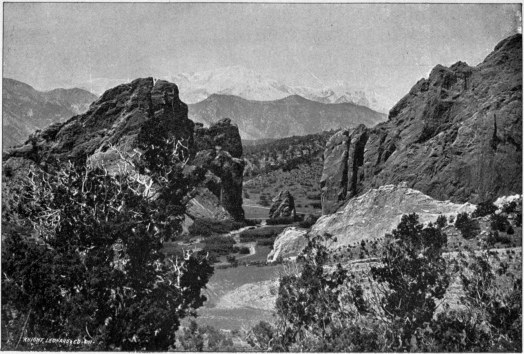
<box><xmin>169</xmin><ymin>66</ymin><xmax>394</xmax><ymax>113</ymax></box>
<box><xmin>74</xmin><ymin>66</ymin><xmax>395</xmax><ymax>113</ymax></box>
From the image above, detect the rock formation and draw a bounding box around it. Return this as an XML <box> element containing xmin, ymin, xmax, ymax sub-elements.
<box><xmin>3</xmin><ymin>78</ymin><xmax>245</xmax><ymax>222</ymax></box>
<box><xmin>269</xmin><ymin>190</ymin><xmax>296</xmax><ymax>219</ymax></box>
<box><xmin>321</xmin><ymin>34</ymin><xmax>522</xmax><ymax>214</ymax></box>
<box><xmin>267</xmin><ymin>227</ymin><xmax>308</xmax><ymax>263</ymax></box>
<box><xmin>193</xmin><ymin>118</ymin><xmax>245</xmax><ymax>220</ymax></box>
<box><xmin>312</xmin><ymin>183</ymin><xmax>476</xmax><ymax>249</ymax></box>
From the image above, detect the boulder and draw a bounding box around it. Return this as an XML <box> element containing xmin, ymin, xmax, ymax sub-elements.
<box><xmin>321</xmin><ymin>34</ymin><xmax>522</xmax><ymax>214</ymax></box>
<box><xmin>312</xmin><ymin>183</ymin><xmax>476</xmax><ymax>249</ymax></box>
<box><xmin>267</xmin><ymin>227</ymin><xmax>308</xmax><ymax>263</ymax></box>
<box><xmin>269</xmin><ymin>190</ymin><xmax>296</xmax><ymax>219</ymax></box>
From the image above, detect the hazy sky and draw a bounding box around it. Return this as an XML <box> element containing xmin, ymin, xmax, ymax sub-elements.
<box><xmin>3</xmin><ymin>3</ymin><xmax>521</xmax><ymax>103</ymax></box>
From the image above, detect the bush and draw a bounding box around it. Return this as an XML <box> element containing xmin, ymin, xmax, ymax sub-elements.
<box><xmin>257</xmin><ymin>237</ymin><xmax>276</xmax><ymax>248</ymax></box>
<box><xmin>266</xmin><ymin>217</ymin><xmax>295</xmax><ymax>225</ymax></box>
<box><xmin>226</xmin><ymin>255</ymin><xmax>238</xmax><ymax>267</ymax></box>
<box><xmin>310</xmin><ymin>202</ymin><xmax>322</xmax><ymax>209</ymax></box>
<box><xmin>516</xmin><ymin>212</ymin><xmax>522</xmax><ymax>227</ymax></box>
<box><xmin>436</xmin><ymin>214</ymin><xmax>447</xmax><ymax>228</ymax></box>
<box><xmin>298</xmin><ymin>214</ymin><xmax>320</xmax><ymax>228</ymax></box>
<box><xmin>502</xmin><ymin>201</ymin><xmax>518</xmax><ymax>214</ymax></box>
<box><xmin>201</xmin><ymin>236</ymin><xmax>236</xmax><ymax>261</ymax></box>
<box><xmin>239</xmin><ymin>226</ymin><xmax>285</xmax><ymax>242</ymax></box>
<box><xmin>371</xmin><ymin>213</ymin><xmax>449</xmax><ymax>350</ymax></box>
<box><xmin>490</xmin><ymin>213</ymin><xmax>510</xmax><ymax>232</ymax></box>
<box><xmin>270</xmin><ymin>233</ymin><xmax>369</xmax><ymax>351</ymax></box>
<box><xmin>472</xmin><ymin>201</ymin><xmax>498</xmax><ymax>218</ymax></box>
<box><xmin>486</xmin><ymin>231</ymin><xmax>511</xmax><ymax>246</ymax></box>
<box><xmin>188</xmin><ymin>218</ymin><xmax>247</xmax><ymax>237</ymax></box>
<box><xmin>455</xmin><ymin>212</ymin><xmax>480</xmax><ymax>239</ymax></box>
<box><xmin>246</xmin><ymin>321</ymin><xmax>275</xmax><ymax>350</ymax></box>
<box><xmin>1</xmin><ymin>156</ymin><xmax>213</xmax><ymax>350</ymax></box>
<box><xmin>233</xmin><ymin>246</ymin><xmax>250</xmax><ymax>254</ymax></box>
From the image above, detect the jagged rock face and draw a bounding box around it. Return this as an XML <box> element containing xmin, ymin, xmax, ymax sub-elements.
<box><xmin>313</xmin><ymin>183</ymin><xmax>476</xmax><ymax>249</ymax></box>
<box><xmin>5</xmin><ymin>78</ymin><xmax>194</xmax><ymax>163</ymax></box>
<box><xmin>321</xmin><ymin>34</ymin><xmax>522</xmax><ymax>214</ymax></box>
<box><xmin>267</xmin><ymin>227</ymin><xmax>308</xmax><ymax>263</ymax></box>
<box><xmin>193</xmin><ymin>119</ymin><xmax>245</xmax><ymax>220</ymax></box>
<box><xmin>4</xmin><ymin>78</ymin><xmax>245</xmax><ymax>222</ymax></box>
<box><xmin>269</xmin><ymin>190</ymin><xmax>296</xmax><ymax>219</ymax></box>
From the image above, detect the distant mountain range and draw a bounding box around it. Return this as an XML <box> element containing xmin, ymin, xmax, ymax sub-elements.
<box><xmin>188</xmin><ymin>94</ymin><xmax>387</xmax><ymax>140</ymax></box>
<box><xmin>76</xmin><ymin>66</ymin><xmax>395</xmax><ymax>113</ymax></box>
<box><xmin>171</xmin><ymin>66</ymin><xmax>394</xmax><ymax>113</ymax></box>
<box><xmin>3</xmin><ymin>78</ymin><xmax>97</xmax><ymax>148</ymax></box>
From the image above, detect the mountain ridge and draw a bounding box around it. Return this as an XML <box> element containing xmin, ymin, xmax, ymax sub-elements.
<box><xmin>2</xmin><ymin>78</ymin><xmax>98</xmax><ymax>149</ymax></box>
<box><xmin>188</xmin><ymin>93</ymin><xmax>386</xmax><ymax>140</ymax></box>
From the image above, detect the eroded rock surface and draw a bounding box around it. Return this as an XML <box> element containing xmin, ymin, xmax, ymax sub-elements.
<box><xmin>313</xmin><ymin>183</ymin><xmax>476</xmax><ymax>249</ymax></box>
<box><xmin>267</xmin><ymin>227</ymin><xmax>308</xmax><ymax>263</ymax></box>
<box><xmin>321</xmin><ymin>34</ymin><xmax>522</xmax><ymax>214</ymax></box>
<box><xmin>269</xmin><ymin>190</ymin><xmax>296</xmax><ymax>219</ymax></box>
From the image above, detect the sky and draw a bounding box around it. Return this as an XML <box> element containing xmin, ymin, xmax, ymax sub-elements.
<box><xmin>3</xmin><ymin>3</ymin><xmax>522</xmax><ymax>104</ymax></box>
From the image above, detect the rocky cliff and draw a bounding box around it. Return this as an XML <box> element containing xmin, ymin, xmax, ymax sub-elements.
<box><xmin>3</xmin><ymin>78</ymin><xmax>245</xmax><ymax>221</ymax></box>
<box><xmin>321</xmin><ymin>34</ymin><xmax>522</xmax><ymax>214</ymax></box>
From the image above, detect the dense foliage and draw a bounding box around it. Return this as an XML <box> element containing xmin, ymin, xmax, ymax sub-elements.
<box><xmin>246</xmin><ymin>212</ymin><xmax>522</xmax><ymax>352</ymax></box>
<box><xmin>2</xmin><ymin>138</ymin><xmax>214</xmax><ymax>350</ymax></box>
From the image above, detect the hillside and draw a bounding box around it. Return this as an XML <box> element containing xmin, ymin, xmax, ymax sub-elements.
<box><xmin>188</xmin><ymin>94</ymin><xmax>386</xmax><ymax>140</ymax></box>
<box><xmin>2</xmin><ymin>78</ymin><xmax>98</xmax><ymax>149</ymax></box>
<box><xmin>242</xmin><ymin>132</ymin><xmax>332</xmax><ymax>216</ymax></box>
<box><xmin>321</xmin><ymin>33</ymin><xmax>522</xmax><ymax>214</ymax></box>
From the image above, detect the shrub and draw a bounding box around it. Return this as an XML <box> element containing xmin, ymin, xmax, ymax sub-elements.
<box><xmin>201</xmin><ymin>236</ymin><xmax>236</xmax><ymax>260</ymax></box>
<box><xmin>502</xmin><ymin>201</ymin><xmax>518</xmax><ymax>214</ymax></box>
<box><xmin>472</xmin><ymin>201</ymin><xmax>498</xmax><ymax>218</ymax></box>
<box><xmin>233</xmin><ymin>246</ymin><xmax>250</xmax><ymax>254</ymax></box>
<box><xmin>1</xmin><ymin>155</ymin><xmax>213</xmax><ymax>350</ymax></box>
<box><xmin>266</xmin><ymin>217</ymin><xmax>295</xmax><ymax>225</ymax></box>
<box><xmin>270</xmin><ymin>233</ymin><xmax>369</xmax><ymax>351</ymax></box>
<box><xmin>516</xmin><ymin>212</ymin><xmax>522</xmax><ymax>227</ymax></box>
<box><xmin>371</xmin><ymin>213</ymin><xmax>450</xmax><ymax>350</ymax></box>
<box><xmin>246</xmin><ymin>321</ymin><xmax>275</xmax><ymax>350</ymax></box>
<box><xmin>299</xmin><ymin>214</ymin><xmax>320</xmax><ymax>228</ymax></box>
<box><xmin>486</xmin><ymin>231</ymin><xmax>511</xmax><ymax>246</ymax></box>
<box><xmin>455</xmin><ymin>212</ymin><xmax>480</xmax><ymax>239</ymax></box>
<box><xmin>436</xmin><ymin>214</ymin><xmax>447</xmax><ymax>228</ymax></box>
<box><xmin>310</xmin><ymin>202</ymin><xmax>322</xmax><ymax>209</ymax></box>
<box><xmin>226</xmin><ymin>255</ymin><xmax>238</xmax><ymax>267</ymax></box>
<box><xmin>490</xmin><ymin>213</ymin><xmax>510</xmax><ymax>232</ymax></box>
<box><xmin>188</xmin><ymin>218</ymin><xmax>247</xmax><ymax>237</ymax></box>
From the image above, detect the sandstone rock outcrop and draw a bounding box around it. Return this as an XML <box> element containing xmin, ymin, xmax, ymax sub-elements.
<box><xmin>269</xmin><ymin>190</ymin><xmax>296</xmax><ymax>219</ymax></box>
<box><xmin>321</xmin><ymin>34</ymin><xmax>522</xmax><ymax>214</ymax></box>
<box><xmin>313</xmin><ymin>183</ymin><xmax>476</xmax><ymax>249</ymax></box>
<box><xmin>267</xmin><ymin>227</ymin><xmax>308</xmax><ymax>263</ymax></box>
<box><xmin>3</xmin><ymin>78</ymin><xmax>245</xmax><ymax>222</ymax></box>
<box><xmin>193</xmin><ymin>118</ymin><xmax>245</xmax><ymax>220</ymax></box>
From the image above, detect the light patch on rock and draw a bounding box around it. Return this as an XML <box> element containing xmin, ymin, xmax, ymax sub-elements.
<box><xmin>311</xmin><ymin>183</ymin><xmax>476</xmax><ymax>249</ymax></box>
<box><xmin>215</xmin><ymin>279</ymin><xmax>279</xmax><ymax>311</ymax></box>
<box><xmin>267</xmin><ymin>227</ymin><xmax>308</xmax><ymax>263</ymax></box>
<box><xmin>494</xmin><ymin>194</ymin><xmax>522</xmax><ymax>209</ymax></box>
